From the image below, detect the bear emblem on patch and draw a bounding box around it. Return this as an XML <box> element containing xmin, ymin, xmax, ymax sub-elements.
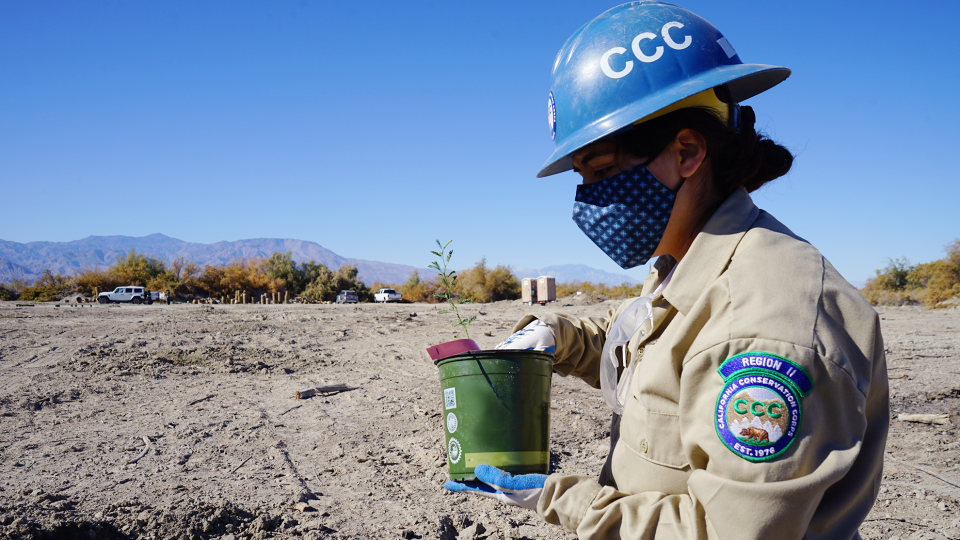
<box><xmin>714</xmin><ymin>352</ymin><xmax>812</xmax><ymax>462</ymax></box>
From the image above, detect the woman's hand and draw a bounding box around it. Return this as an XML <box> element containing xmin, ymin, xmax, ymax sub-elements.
<box><xmin>495</xmin><ymin>319</ymin><xmax>556</xmax><ymax>354</ymax></box>
<box><xmin>444</xmin><ymin>465</ymin><xmax>547</xmax><ymax>510</ymax></box>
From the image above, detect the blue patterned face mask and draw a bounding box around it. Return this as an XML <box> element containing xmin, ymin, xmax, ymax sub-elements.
<box><xmin>572</xmin><ymin>162</ymin><xmax>680</xmax><ymax>269</ymax></box>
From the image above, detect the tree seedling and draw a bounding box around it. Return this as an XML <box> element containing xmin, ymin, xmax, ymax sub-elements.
<box><xmin>429</xmin><ymin>239</ymin><xmax>476</xmax><ymax>339</ymax></box>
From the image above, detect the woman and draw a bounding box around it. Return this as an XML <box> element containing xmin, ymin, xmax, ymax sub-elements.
<box><xmin>446</xmin><ymin>3</ymin><xmax>888</xmax><ymax>539</ymax></box>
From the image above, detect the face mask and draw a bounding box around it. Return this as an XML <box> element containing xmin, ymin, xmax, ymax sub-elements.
<box><xmin>572</xmin><ymin>162</ymin><xmax>680</xmax><ymax>269</ymax></box>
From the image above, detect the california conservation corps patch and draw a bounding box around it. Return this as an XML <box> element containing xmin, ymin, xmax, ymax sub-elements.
<box><xmin>715</xmin><ymin>352</ymin><xmax>812</xmax><ymax>462</ymax></box>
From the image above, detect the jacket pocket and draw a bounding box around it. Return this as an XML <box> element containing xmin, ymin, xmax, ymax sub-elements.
<box><xmin>618</xmin><ymin>394</ymin><xmax>689</xmax><ymax>470</ymax></box>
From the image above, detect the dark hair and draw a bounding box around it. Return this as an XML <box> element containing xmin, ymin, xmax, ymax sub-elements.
<box><xmin>614</xmin><ymin>105</ymin><xmax>793</xmax><ymax>244</ymax></box>
<box><xmin>616</xmin><ymin>106</ymin><xmax>793</xmax><ymax>195</ymax></box>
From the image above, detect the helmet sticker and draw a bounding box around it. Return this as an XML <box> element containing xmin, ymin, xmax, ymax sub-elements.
<box><xmin>661</xmin><ymin>22</ymin><xmax>692</xmax><ymax>50</ymax></box>
<box><xmin>717</xmin><ymin>36</ymin><xmax>737</xmax><ymax>58</ymax></box>
<box><xmin>714</xmin><ymin>352</ymin><xmax>813</xmax><ymax>462</ymax></box>
<box><xmin>548</xmin><ymin>91</ymin><xmax>557</xmax><ymax>140</ymax></box>
<box><xmin>600</xmin><ymin>21</ymin><xmax>693</xmax><ymax>80</ymax></box>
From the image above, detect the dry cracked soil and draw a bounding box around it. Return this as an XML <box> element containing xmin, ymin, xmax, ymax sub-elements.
<box><xmin>1</xmin><ymin>298</ymin><xmax>959</xmax><ymax>540</ymax></box>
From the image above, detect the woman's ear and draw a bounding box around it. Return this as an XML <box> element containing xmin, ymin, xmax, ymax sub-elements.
<box><xmin>675</xmin><ymin>128</ymin><xmax>708</xmax><ymax>179</ymax></box>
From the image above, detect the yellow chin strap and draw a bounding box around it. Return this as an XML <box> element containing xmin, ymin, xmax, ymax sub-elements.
<box><xmin>633</xmin><ymin>88</ymin><xmax>730</xmax><ymax>126</ymax></box>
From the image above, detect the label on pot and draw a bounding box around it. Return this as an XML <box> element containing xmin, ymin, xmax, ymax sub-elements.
<box><xmin>448</xmin><ymin>438</ymin><xmax>462</xmax><ymax>464</ymax></box>
<box><xmin>446</xmin><ymin>412</ymin><xmax>458</xmax><ymax>433</ymax></box>
<box><xmin>443</xmin><ymin>388</ymin><xmax>457</xmax><ymax>410</ymax></box>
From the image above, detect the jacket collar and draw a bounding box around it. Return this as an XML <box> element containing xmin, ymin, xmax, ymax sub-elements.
<box><xmin>662</xmin><ymin>187</ymin><xmax>760</xmax><ymax>315</ymax></box>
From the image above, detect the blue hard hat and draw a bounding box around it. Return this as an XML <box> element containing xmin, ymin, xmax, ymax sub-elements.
<box><xmin>539</xmin><ymin>1</ymin><xmax>790</xmax><ymax>178</ymax></box>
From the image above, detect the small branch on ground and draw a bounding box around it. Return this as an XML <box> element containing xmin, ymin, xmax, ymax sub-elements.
<box><xmin>231</xmin><ymin>456</ymin><xmax>253</xmax><ymax>475</ymax></box>
<box><xmin>188</xmin><ymin>394</ymin><xmax>216</xmax><ymax>406</ymax></box>
<box><xmin>887</xmin><ymin>457</ymin><xmax>960</xmax><ymax>489</ymax></box>
<box><xmin>126</xmin><ymin>436</ymin><xmax>151</xmax><ymax>464</ymax></box>
<box><xmin>295</xmin><ymin>384</ymin><xmax>355</xmax><ymax>399</ymax></box>
<box><xmin>898</xmin><ymin>413</ymin><xmax>949</xmax><ymax>425</ymax></box>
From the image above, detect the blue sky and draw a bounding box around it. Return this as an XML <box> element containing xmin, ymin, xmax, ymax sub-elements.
<box><xmin>3</xmin><ymin>0</ymin><xmax>958</xmax><ymax>286</ymax></box>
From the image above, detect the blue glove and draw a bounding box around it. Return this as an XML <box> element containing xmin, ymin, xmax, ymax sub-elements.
<box><xmin>495</xmin><ymin>319</ymin><xmax>556</xmax><ymax>354</ymax></box>
<box><xmin>444</xmin><ymin>464</ymin><xmax>547</xmax><ymax>510</ymax></box>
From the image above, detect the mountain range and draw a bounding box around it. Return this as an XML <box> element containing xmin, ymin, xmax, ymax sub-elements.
<box><xmin>0</xmin><ymin>234</ymin><xmax>640</xmax><ymax>287</ymax></box>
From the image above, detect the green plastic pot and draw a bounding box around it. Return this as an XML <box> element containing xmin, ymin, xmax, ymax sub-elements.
<box><xmin>436</xmin><ymin>350</ymin><xmax>553</xmax><ymax>481</ymax></box>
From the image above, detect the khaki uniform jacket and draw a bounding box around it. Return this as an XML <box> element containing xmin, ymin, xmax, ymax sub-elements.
<box><xmin>517</xmin><ymin>188</ymin><xmax>888</xmax><ymax>539</ymax></box>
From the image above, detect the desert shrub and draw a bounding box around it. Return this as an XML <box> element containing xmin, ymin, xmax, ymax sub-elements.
<box><xmin>18</xmin><ymin>270</ymin><xmax>71</xmax><ymax>301</ymax></box>
<box><xmin>266</xmin><ymin>252</ymin><xmax>305</xmax><ymax>295</ymax></box>
<box><xmin>860</xmin><ymin>287</ymin><xmax>920</xmax><ymax>307</ymax></box>
<box><xmin>146</xmin><ymin>271</ymin><xmax>181</xmax><ymax>295</ymax></box>
<box><xmin>861</xmin><ymin>240</ymin><xmax>960</xmax><ymax>308</ymax></box>
<box><xmin>302</xmin><ymin>266</ymin><xmax>336</xmax><ymax>302</ymax></box>
<box><xmin>199</xmin><ymin>258</ymin><xmax>281</xmax><ymax>298</ymax></box>
<box><xmin>74</xmin><ymin>267</ymin><xmax>121</xmax><ymax>295</ymax></box>
<box><xmin>455</xmin><ymin>258</ymin><xmax>521</xmax><ymax>302</ymax></box>
<box><xmin>0</xmin><ymin>286</ymin><xmax>13</xmax><ymax>301</ymax></box>
<box><xmin>334</xmin><ymin>265</ymin><xmax>371</xmax><ymax>301</ymax></box>
<box><xmin>396</xmin><ymin>270</ymin><xmax>441</xmax><ymax>303</ymax></box>
<box><xmin>109</xmin><ymin>249</ymin><xmax>167</xmax><ymax>286</ymax></box>
<box><xmin>872</xmin><ymin>258</ymin><xmax>913</xmax><ymax>291</ymax></box>
<box><xmin>909</xmin><ymin>243</ymin><xmax>960</xmax><ymax>307</ymax></box>
<box><xmin>556</xmin><ymin>280</ymin><xmax>644</xmax><ymax>299</ymax></box>
<box><xmin>5</xmin><ymin>278</ymin><xmax>31</xmax><ymax>296</ymax></box>
<box><xmin>264</xmin><ymin>252</ymin><xmax>331</xmax><ymax>296</ymax></box>
<box><xmin>368</xmin><ymin>280</ymin><xmax>399</xmax><ymax>293</ymax></box>
<box><xmin>299</xmin><ymin>264</ymin><xmax>370</xmax><ymax>302</ymax></box>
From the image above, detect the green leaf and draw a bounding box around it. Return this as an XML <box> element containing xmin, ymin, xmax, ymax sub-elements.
<box><xmin>438</xmin><ymin>309</ymin><xmax>451</xmax><ymax>315</ymax></box>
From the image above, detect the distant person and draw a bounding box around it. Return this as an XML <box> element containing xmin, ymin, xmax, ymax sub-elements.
<box><xmin>165</xmin><ymin>289</ymin><xmax>172</xmax><ymax>305</ymax></box>
<box><xmin>446</xmin><ymin>3</ymin><xmax>889</xmax><ymax>539</ymax></box>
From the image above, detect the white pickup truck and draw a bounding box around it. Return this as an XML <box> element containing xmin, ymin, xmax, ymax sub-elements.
<box><xmin>374</xmin><ymin>288</ymin><xmax>402</xmax><ymax>303</ymax></box>
<box><xmin>98</xmin><ymin>286</ymin><xmax>154</xmax><ymax>305</ymax></box>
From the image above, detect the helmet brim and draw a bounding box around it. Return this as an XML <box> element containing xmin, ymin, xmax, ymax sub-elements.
<box><xmin>537</xmin><ymin>64</ymin><xmax>790</xmax><ymax>178</ymax></box>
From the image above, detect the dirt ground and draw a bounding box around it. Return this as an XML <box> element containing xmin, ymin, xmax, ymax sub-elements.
<box><xmin>0</xmin><ymin>298</ymin><xmax>958</xmax><ymax>540</ymax></box>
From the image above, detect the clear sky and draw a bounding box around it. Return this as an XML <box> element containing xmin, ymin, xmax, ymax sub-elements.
<box><xmin>3</xmin><ymin>0</ymin><xmax>958</xmax><ymax>286</ymax></box>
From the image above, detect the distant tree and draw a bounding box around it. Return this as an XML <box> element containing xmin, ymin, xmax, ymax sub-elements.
<box><xmin>333</xmin><ymin>264</ymin><xmax>371</xmax><ymax>301</ymax></box>
<box><xmin>302</xmin><ymin>265</ymin><xmax>336</xmax><ymax>302</ymax></box>
<box><xmin>264</xmin><ymin>251</ymin><xmax>332</xmax><ymax>297</ymax></box>
<box><xmin>18</xmin><ymin>270</ymin><xmax>70</xmax><ymax>301</ymax></box>
<box><xmin>266</xmin><ymin>252</ymin><xmax>306</xmax><ymax>295</ymax></box>
<box><xmin>74</xmin><ymin>267</ymin><xmax>121</xmax><ymax>296</ymax></box>
<box><xmin>456</xmin><ymin>257</ymin><xmax>521</xmax><ymax>302</ymax></box>
<box><xmin>110</xmin><ymin>249</ymin><xmax>166</xmax><ymax>286</ymax></box>
<box><xmin>861</xmin><ymin>239</ymin><xmax>960</xmax><ymax>307</ymax></box>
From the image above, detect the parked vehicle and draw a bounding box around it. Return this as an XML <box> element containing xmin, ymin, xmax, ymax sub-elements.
<box><xmin>98</xmin><ymin>286</ymin><xmax>153</xmax><ymax>305</ymax></box>
<box><xmin>335</xmin><ymin>290</ymin><xmax>359</xmax><ymax>304</ymax></box>
<box><xmin>374</xmin><ymin>288</ymin><xmax>402</xmax><ymax>303</ymax></box>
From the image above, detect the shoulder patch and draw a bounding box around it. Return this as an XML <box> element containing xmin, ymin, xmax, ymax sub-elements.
<box><xmin>714</xmin><ymin>352</ymin><xmax>812</xmax><ymax>462</ymax></box>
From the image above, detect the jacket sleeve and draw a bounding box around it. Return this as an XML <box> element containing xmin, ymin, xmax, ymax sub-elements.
<box><xmin>511</xmin><ymin>307</ymin><xmax>618</xmax><ymax>389</ymax></box>
<box><xmin>535</xmin><ymin>338</ymin><xmax>884</xmax><ymax>539</ymax></box>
